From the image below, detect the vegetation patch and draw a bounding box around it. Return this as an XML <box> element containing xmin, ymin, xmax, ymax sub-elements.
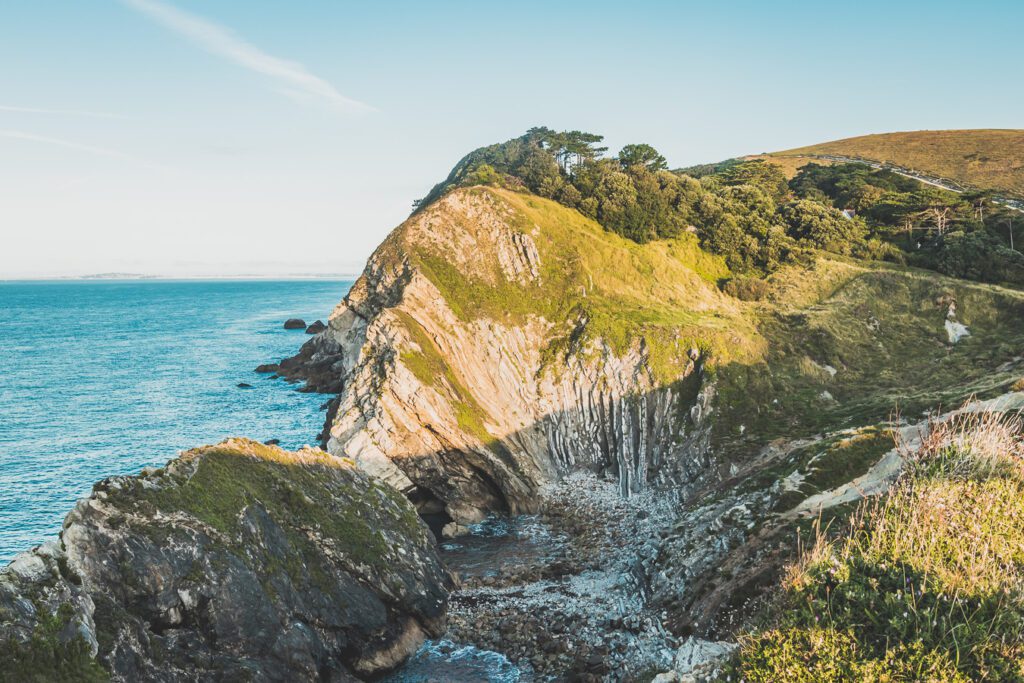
<box><xmin>726</xmin><ymin>410</ymin><xmax>1024</xmax><ymax>682</ymax></box>
<box><xmin>0</xmin><ymin>603</ymin><xmax>108</xmax><ymax>683</ymax></box>
<box><xmin>395</xmin><ymin>310</ymin><xmax>493</xmax><ymax>444</ymax></box>
<box><xmin>713</xmin><ymin>262</ymin><xmax>1024</xmax><ymax>456</ymax></box>
<box><xmin>406</xmin><ymin>187</ymin><xmax>754</xmax><ymax>384</ymax></box>
<box><xmin>109</xmin><ymin>440</ymin><xmax>425</xmax><ymax>577</ymax></box>
<box><xmin>775</xmin><ymin>129</ymin><xmax>1024</xmax><ymax>197</ymax></box>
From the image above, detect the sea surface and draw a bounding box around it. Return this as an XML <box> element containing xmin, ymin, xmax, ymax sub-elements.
<box><xmin>0</xmin><ymin>279</ymin><xmax>351</xmax><ymax>562</ymax></box>
<box><xmin>0</xmin><ymin>279</ymin><xmax>526</xmax><ymax>681</ymax></box>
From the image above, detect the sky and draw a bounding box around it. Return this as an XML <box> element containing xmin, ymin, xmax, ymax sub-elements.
<box><xmin>2</xmin><ymin>0</ymin><xmax>1022</xmax><ymax>278</ymax></box>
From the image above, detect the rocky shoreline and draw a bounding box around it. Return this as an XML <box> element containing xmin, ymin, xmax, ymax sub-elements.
<box><xmin>443</xmin><ymin>473</ymin><xmax>679</xmax><ymax>679</ymax></box>
<box><xmin>0</xmin><ymin>439</ymin><xmax>452</xmax><ymax>681</ymax></box>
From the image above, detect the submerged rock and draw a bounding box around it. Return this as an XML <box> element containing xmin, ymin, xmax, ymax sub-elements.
<box><xmin>284</xmin><ymin>318</ymin><xmax>307</xmax><ymax>329</ymax></box>
<box><xmin>0</xmin><ymin>438</ymin><xmax>452</xmax><ymax>681</ymax></box>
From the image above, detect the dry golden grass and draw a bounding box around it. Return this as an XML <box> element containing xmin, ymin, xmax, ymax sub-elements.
<box><xmin>732</xmin><ymin>406</ymin><xmax>1024</xmax><ymax>681</ymax></box>
<box><xmin>745</xmin><ymin>153</ymin><xmax>835</xmax><ymax>179</ymax></box>
<box><xmin>771</xmin><ymin>129</ymin><xmax>1024</xmax><ymax>196</ymax></box>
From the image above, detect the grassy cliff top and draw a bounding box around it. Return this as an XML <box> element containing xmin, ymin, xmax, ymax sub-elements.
<box><xmin>727</xmin><ymin>410</ymin><xmax>1024</xmax><ymax>681</ymax></box>
<box><xmin>392</xmin><ymin>186</ymin><xmax>759</xmax><ymax>379</ymax></box>
<box><xmin>771</xmin><ymin>129</ymin><xmax>1024</xmax><ymax>196</ymax></box>
<box><xmin>380</xmin><ymin>186</ymin><xmax>1024</xmax><ymax>454</ymax></box>
<box><xmin>101</xmin><ymin>438</ymin><xmax>428</xmax><ymax>570</ymax></box>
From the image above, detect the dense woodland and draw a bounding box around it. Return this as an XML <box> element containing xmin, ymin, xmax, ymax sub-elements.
<box><xmin>417</xmin><ymin>128</ymin><xmax>1024</xmax><ymax>287</ymax></box>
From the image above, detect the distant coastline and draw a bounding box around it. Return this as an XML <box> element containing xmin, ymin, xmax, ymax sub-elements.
<box><xmin>0</xmin><ymin>273</ymin><xmax>360</xmax><ymax>283</ymax></box>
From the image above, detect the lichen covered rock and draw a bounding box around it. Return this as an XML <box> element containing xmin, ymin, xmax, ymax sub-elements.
<box><xmin>0</xmin><ymin>439</ymin><xmax>452</xmax><ymax>681</ymax></box>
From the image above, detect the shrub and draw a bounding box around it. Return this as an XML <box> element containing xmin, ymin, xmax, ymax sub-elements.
<box><xmin>780</xmin><ymin>199</ymin><xmax>868</xmax><ymax>255</ymax></box>
<box><xmin>727</xmin><ymin>408</ymin><xmax>1024</xmax><ymax>682</ymax></box>
<box><xmin>926</xmin><ymin>230</ymin><xmax>1024</xmax><ymax>285</ymax></box>
<box><xmin>723</xmin><ymin>276</ymin><xmax>770</xmax><ymax>301</ymax></box>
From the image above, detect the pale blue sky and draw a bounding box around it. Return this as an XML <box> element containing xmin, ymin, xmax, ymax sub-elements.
<box><xmin>2</xmin><ymin>1</ymin><xmax>1020</xmax><ymax>277</ymax></box>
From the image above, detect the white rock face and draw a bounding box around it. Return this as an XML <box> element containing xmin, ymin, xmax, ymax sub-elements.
<box><xmin>7</xmin><ymin>553</ymin><xmax>49</xmax><ymax>583</ymax></box>
<box><xmin>945</xmin><ymin>300</ymin><xmax>971</xmax><ymax>343</ymax></box>
<box><xmin>946</xmin><ymin>318</ymin><xmax>970</xmax><ymax>344</ymax></box>
<box><xmin>314</xmin><ymin>191</ymin><xmax>716</xmax><ymax>522</ymax></box>
<box><xmin>649</xmin><ymin>637</ymin><xmax>739</xmax><ymax>682</ymax></box>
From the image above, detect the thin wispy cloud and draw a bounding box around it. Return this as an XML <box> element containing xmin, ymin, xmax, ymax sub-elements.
<box><xmin>0</xmin><ymin>129</ymin><xmax>134</xmax><ymax>160</ymax></box>
<box><xmin>0</xmin><ymin>105</ymin><xmax>127</xmax><ymax>119</ymax></box>
<box><xmin>119</xmin><ymin>0</ymin><xmax>373</xmax><ymax>114</ymax></box>
<box><xmin>0</xmin><ymin>129</ymin><xmax>166</xmax><ymax>172</ymax></box>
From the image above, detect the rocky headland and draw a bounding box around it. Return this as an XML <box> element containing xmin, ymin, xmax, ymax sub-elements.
<box><xmin>267</xmin><ymin>181</ymin><xmax>1024</xmax><ymax>678</ymax></box>
<box><xmin>0</xmin><ymin>439</ymin><xmax>451</xmax><ymax>682</ymax></box>
<box><xmin>8</xmin><ymin>130</ymin><xmax>1024</xmax><ymax>681</ymax></box>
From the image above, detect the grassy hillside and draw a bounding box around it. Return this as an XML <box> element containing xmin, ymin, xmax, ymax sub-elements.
<box><xmin>394</xmin><ymin>187</ymin><xmax>759</xmax><ymax>383</ymax></box>
<box><xmin>726</xmin><ymin>410</ymin><xmax>1024</xmax><ymax>681</ymax></box>
<box><xmin>771</xmin><ymin>129</ymin><xmax>1024</xmax><ymax>196</ymax></box>
<box><xmin>393</xmin><ymin>188</ymin><xmax>1024</xmax><ymax>459</ymax></box>
<box><xmin>745</xmin><ymin>154</ymin><xmax>836</xmax><ymax>179</ymax></box>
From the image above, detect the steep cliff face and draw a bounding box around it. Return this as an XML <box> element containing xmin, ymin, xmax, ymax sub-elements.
<box><xmin>0</xmin><ymin>439</ymin><xmax>451</xmax><ymax>681</ymax></box>
<box><xmin>284</xmin><ymin>184</ymin><xmax>1024</xmax><ymax>534</ymax></box>
<box><xmin>297</xmin><ymin>187</ymin><xmax>748</xmax><ymax>524</ymax></box>
<box><xmin>270</xmin><ymin>181</ymin><xmax>1024</xmax><ymax>657</ymax></box>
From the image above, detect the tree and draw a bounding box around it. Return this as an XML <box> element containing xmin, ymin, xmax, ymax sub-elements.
<box><xmin>929</xmin><ymin>230</ymin><xmax>1024</xmax><ymax>284</ymax></box>
<box><xmin>780</xmin><ymin>199</ymin><xmax>867</xmax><ymax>254</ymax></box>
<box><xmin>963</xmin><ymin>189</ymin><xmax>996</xmax><ymax>221</ymax></box>
<box><xmin>721</xmin><ymin>160</ymin><xmax>790</xmax><ymax>202</ymax></box>
<box><xmin>618</xmin><ymin>144</ymin><xmax>668</xmax><ymax>171</ymax></box>
<box><xmin>542</xmin><ymin>130</ymin><xmax>607</xmax><ymax>174</ymax></box>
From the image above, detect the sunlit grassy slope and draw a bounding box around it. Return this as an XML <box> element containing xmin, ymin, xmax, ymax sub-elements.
<box><xmin>386</xmin><ymin>187</ymin><xmax>1024</xmax><ymax>459</ymax></box>
<box><xmin>726</xmin><ymin>411</ymin><xmax>1024</xmax><ymax>681</ymax></box>
<box><xmin>770</xmin><ymin>129</ymin><xmax>1024</xmax><ymax>196</ymax></box>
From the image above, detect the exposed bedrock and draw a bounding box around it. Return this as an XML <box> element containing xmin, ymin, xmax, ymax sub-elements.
<box><xmin>278</xmin><ymin>191</ymin><xmax>722</xmax><ymax>526</ymax></box>
<box><xmin>0</xmin><ymin>439</ymin><xmax>452</xmax><ymax>682</ymax></box>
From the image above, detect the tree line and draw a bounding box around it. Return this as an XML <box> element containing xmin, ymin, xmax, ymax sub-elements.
<box><xmin>415</xmin><ymin>128</ymin><xmax>1024</xmax><ymax>286</ymax></box>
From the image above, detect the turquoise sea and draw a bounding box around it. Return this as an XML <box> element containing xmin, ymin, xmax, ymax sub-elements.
<box><xmin>0</xmin><ymin>279</ymin><xmax>352</xmax><ymax>563</ymax></box>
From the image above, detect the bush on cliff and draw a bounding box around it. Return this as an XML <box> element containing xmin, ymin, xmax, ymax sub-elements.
<box><xmin>415</xmin><ymin>129</ymin><xmax>876</xmax><ymax>273</ymax></box>
<box><xmin>726</xmin><ymin>410</ymin><xmax>1024</xmax><ymax>682</ymax></box>
<box><xmin>0</xmin><ymin>604</ymin><xmax>107</xmax><ymax>683</ymax></box>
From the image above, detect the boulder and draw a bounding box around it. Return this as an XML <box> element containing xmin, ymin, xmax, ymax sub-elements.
<box><xmin>283</xmin><ymin>318</ymin><xmax>307</xmax><ymax>330</ymax></box>
<box><xmin>0</xmin><ymin>439</ymin><xmax>452</xmax><ymax>681</ymax></box>
<box><xmin>672</xmin><ymin>637</ymin><xmax>738</xmax><ymax>681</ymax></box>
<box><xmin>441</xmin><ymin>522</ymin><xmax>471</xmax><ymax>539</ymax></box>
<box><xmin>236</xmin><ymin>382</ymin><xmax>253</xmax><ymax>389</ymax></box>
<box><xmin>305</xmin><ymin>320</ymin><xmax>327</xmax><ymax>335</ymax></box>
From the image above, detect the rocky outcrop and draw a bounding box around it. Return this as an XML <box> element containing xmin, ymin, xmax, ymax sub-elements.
<box><xmin>284</xmin><ymin>318</ymin><xmax>307</xmax><ymax>329</ymax></box>
<box><xmin>258</xmin><ymin>331</ymin><xmax>346</xmax><ymax>394</ymax></box>
<box><xmin>279</xmin><ymin>188</ymin><xmax>722</xmax><ymax>526</ymax></box>
<box><xmin>305</xmin><ymin>320</ymin><xmax>327</xmax><ymax>334</ymax></box>
<box><xmin>0</xmin><ymin>439</ymin><xmax>452</xmax><ymax>681</ymax></box>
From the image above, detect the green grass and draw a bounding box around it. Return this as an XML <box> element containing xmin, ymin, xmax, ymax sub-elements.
<box><xmin>772</xmin><ymin>129</ymin><xmax>1024</xmax><ymax>197</ymax></box>
<box><xmin>713</xmin><ymin>259</ymin><xmax>1024</xmax><ymax>457</ymax></box>
<box><xmin>0</xmin><ymin>604</ymin><xmax>108</xmax><ymax>683</ymax></box>
<box><xmin>395</xmin><ymin>310</ymin><xmax>494</xmax><ymax>444</ymax></box>
<box><xmin>396</xmin><ymin>187</ymin><xmax>758</xmax><ymax>385</ymax></box>
<box><xmin>725</xmin><ymin>412</ymin><xmax>1024</xmax><ymax>682</ymax></box>
<box><xmin>110</xmin><ymin>439</ymin><xmax>427</xmax><ymax>576</ymax></box>
<box><xmin>770</xmin><ymin>428</ymin><xmax>895</xmax><ymax>512</ymax></box>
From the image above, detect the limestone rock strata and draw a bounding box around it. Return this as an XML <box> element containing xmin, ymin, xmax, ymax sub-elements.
<box><xmin>284</xmin><ymin>190</ymin><xmax>718</xmax><ymax>523</ymax></box>
<box><xmin>0</xmin><ymin>439</ymin><xmax>452</xmax><ymax>682</ymax></box>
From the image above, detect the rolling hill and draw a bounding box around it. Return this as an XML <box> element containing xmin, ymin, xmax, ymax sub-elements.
<box><xmin>770</xmin><ymin>129</ymin><xmax>1024</xmax><ymax>196</ymax></box>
